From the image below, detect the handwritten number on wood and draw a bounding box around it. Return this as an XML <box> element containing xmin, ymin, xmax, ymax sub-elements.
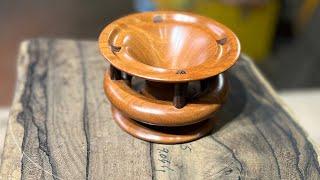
<box><xmin>156</xmin><ymin>148</ymin><xmax>174</xmax><ymax>172</ymax></box>
<box><xmin>180</xmin><ymin>144</ymin><xmax>192</xmax><ymax>152</ymax></box>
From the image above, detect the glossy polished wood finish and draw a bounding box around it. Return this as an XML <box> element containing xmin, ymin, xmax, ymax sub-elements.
<box><xmin>99</xmin><ymin>11</ymin><xmax>240</xmax><ymax>143</ymax></box>
<box><xmin>104</xmin><ymin>70</ymin><xmax>228</xmax><ymax>126</ymax></box>
<box><xmin>111</xmin><ymin>106</ymin><xmax>218</xmax><ymax>144</ymax></box>
<box><xmin>99</xmin><ymin>11</ymin><xmax>240</xmax><ymax>82</ymax></box>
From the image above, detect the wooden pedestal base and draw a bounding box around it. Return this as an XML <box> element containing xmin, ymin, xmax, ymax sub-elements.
<box><xmin>104</xmin><ymin>68</ymin><xmax>228</xmax><ymax>144</ymax></box>
<box><xmin>111</xmin><ymin>106</ymin><xmax>218</xmax><ymax>144</ymax></box>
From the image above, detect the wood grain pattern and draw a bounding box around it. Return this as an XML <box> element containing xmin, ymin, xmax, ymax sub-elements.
<box><xmin>104</xmin><ymin>72</ymin><xmax>228</xmax><ymax>126</ymax></box>
<box><xmin>99</xmin><ymin>11</ymin><xmax>240</xmax><ymax>82</ymax></box>
<box><xmin>1</xmin><ymin>39</ymin><xmax>320</xmax><ymax>179</ymax></box>
<box><xmin>111</xmin><ymin>106</ymin><xmax>219</xmax><ymax>144</ymax></box>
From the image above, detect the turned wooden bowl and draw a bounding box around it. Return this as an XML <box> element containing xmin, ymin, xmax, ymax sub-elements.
<box><xmin>99</xmin><ymin>11</ymin><xmax>240</xmax><ymax>144</ymax></box>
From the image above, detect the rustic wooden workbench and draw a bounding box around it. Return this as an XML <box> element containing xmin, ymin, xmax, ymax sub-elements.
<box><xmin>1</xmin><ymin>39</ymin><xmax>319</xmax><ymax>179</ymax></box>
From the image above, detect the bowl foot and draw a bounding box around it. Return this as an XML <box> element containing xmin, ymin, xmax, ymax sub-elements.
<box><xmin>111</xmin><ymin>106</ymin><xmax>218</xmax><ymax>144</ymax></box>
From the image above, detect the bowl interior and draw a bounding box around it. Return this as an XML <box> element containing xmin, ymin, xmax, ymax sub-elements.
<box><xmin>100</xmin><ymin>12</ymin><xmax>240</xmax><ymax>82</ymax></box>
<box><xmin>112</xmin><ymin>20</ymin><xmax>219</xmax><ymax>69</ymax></box>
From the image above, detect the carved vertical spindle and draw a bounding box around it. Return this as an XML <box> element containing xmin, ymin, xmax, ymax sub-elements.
<box><xmin>110</xmin><ymin>65</ymin><xmax>122</xmax><ymax>80</ymax></box>
<box><xmin>173</xmin><ymin>83</ymin><xmax>188</xmax><ymax>109</ymax></box>
<box><xmin>123</xmin><ymin>73</ymin><xmax>133</xmax><ymax>86</ymax></box>
<box><xmin>200</xmin><ymin>79</ymin><xmax>209</xmax><ymax>91</ymax></box>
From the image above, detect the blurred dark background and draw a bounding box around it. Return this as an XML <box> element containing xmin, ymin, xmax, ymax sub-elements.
<box><xmin>0</xmin><ymin>0</ymin><xmax>134</xmax><ymax>106</ymax></box>
<box><xmin>0</xmin><ymin>0</ymin><xmax>320</xmax><ymax>106</ymax></box>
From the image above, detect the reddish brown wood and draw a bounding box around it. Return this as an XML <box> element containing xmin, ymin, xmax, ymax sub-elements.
<box><xmin>109</xmin><ymin>64</ymin><xmax>122</xmax><ymax>80</ymax></box>
<box><xmin>99</xmin><ymin>11</ymin><xmax>240</xmax><ymax>82</ymax></box>
<box><xmin>173</xmin><ymin>83</ymin><xmax>188</xmax><ymax>108</ymax></box>
<box><xmin>123</xmin><ymin>72</ymin><xmax>132</xmax><ymax>86</ymax></box>
<box><xmin>99</xmin><ymin>11</ymin><xmax>240</xmax><ymax>143</ymax></box>
<box><xmin>111</xmin><ymin>106</ymin><xmax>218</xmax><ymax>144</ymax></box>
<box><xmin>104</xmin><ymin>71</ymin><xmax>228</xmax><ymax>126</ymax></box>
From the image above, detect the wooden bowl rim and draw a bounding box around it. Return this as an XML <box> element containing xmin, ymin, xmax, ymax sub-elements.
<box><xmin>99</xmin><ymin>11</ymin><xmax>240</xmax><ymax>82</ymax></box>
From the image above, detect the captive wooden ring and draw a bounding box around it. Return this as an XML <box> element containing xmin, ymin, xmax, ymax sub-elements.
<box><xmin>104</xmin><ymin>69</ymin><xmax>229</xmax><ymax>127</ymax></box>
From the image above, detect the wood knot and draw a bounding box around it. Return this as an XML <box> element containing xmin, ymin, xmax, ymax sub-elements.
<box><xmin>216</xmin><ymin>37</ymin><xmax>227</xmax><ymax>45</ymax></box>
<box><xmin>110</xmin><ymin>44</ymin><xmax>121</xmax><ymax>53</ymax></box>
<box><xmin>153</xmin><ymin>15</ymin><xmax>163</xmax><ymax>23</ymax></box>
<box><xmin>176</xmin><ymin>70</ymin><xmax>186</xmax><ymax>74</ymax></box>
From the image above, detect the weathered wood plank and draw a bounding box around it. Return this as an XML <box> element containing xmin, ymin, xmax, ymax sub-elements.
<box><xmin>77</xmin><ymin>41</ymin><xmax>152</xmax><ymax>179</ymax></box>
<box><xmin>1</xmin><ymin>39</ymin><xmax>319</xmax><ymax>180</ymax></box>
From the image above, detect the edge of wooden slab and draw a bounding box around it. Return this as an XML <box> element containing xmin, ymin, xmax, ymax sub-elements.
<box><xmin>241</xmin><ymin>54</ymin><xmax>320</xmax><ymax>157</ymax></box>
<box><xmin>0</xmin><ymin>40</ymin><xmax>30</xmax><ymax>179</ymax></box>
